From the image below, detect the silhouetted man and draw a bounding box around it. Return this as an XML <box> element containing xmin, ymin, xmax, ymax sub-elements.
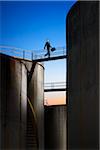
<box><xmin>44</xmin><ymin>40</ymin><xmax>51</xmax><ymax>58</ymax></box>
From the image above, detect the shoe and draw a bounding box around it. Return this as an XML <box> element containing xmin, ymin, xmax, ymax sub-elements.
<box><xmin>44</xmin><ymin>54</ymin><xmax>47</xmax><ymax>57</ymax></box>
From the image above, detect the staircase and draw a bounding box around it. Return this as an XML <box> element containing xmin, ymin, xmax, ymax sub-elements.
<box><xmin>26</xmin><ymin>99</ymin><xmax>38</xmax><ymax>150</ymax></box>
<box><xmin>26</xmin><ymin>62</ymin><xmax>38</xmax><ymax>149</ymax></box>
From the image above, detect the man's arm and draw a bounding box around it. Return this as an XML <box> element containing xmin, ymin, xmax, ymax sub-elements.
<box><xmin>44</xmin><ymin>42</ymin><xmax>47</xmax><ymax>49</ymax></box>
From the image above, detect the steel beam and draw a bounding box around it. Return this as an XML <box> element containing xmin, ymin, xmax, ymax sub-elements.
<box><xmin>32</xmin><ymin>55</ymin><xmax>67</xmax><ymax>62</ymax></box>
<box><xmin>44</xmin><ymin>88</ymin><xmax>67</xmax><ymax>92</ymax></box>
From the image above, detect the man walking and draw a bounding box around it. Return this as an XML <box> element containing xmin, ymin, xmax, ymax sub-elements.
<box><xmin>44</xmin><ymin>40</ymin><xmax>51</xmax><ymax>58</ymax></box>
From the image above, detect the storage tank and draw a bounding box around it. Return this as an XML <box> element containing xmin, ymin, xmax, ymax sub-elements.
<box><xmin>28</xmin><ymin>62</ymin><xmax>44</xmax><ymax>150</ymax></box>
<box><xmin>0</xmin><ymin>53</ymin><xmax>27</xmax><ymax>149</ymax></box>
<box><xmin>66</xmin><ymin>1</ymin><xmax>99</xmax><ymax>150</ymax></box>
<box><xmin>0</xmin><ymin>53</ymin><xmax>44</xmax><ymax>150</ymax></box>
<box><xmin>44</xmin><ymin>105</ymin><xmax>66</xmax><ymax>150</ymax></box>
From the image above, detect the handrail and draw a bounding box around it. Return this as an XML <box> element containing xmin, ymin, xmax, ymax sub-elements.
<box><xmin>44</xmin><ymin>82</ymin><xmax>66</xmax><ymax>89</ymax></box>
<box><xmin>27</xmin><ymin>97</ymin><xmax>37</xmax><ymax>124</ymax></box>
<box><xmin>0</xmin><ymin>45</ymin><xmax>32</xmax><ymax>52</ymax></box>
<box><xmin>0</xmin><ymin>45</ymin><xmax>66</xmax><ymax>61</ymax></box>
<box><xmin>45</xmin><ymin>81</ymin><xmax>66</xmax><ymax>84</ymax></box>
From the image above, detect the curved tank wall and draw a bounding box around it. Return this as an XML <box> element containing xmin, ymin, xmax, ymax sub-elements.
<box><xmin>28</xmin><ymin>62</ymin><xmax>44</xmax><ymax>150</ymax></box>
<box><xmin>44</xmin><ymin>105</ymin><xmax>66</xmax><ymax>150</ymax></box>
<box><xmin>66</xmin><ymin>1</ymin><xmax>99</xmax><ymax>150</ymax></box>
<box><xmin>0</xmin><ymin>53</ymin><xmax>27</xmax><ymax>149</ymax></box>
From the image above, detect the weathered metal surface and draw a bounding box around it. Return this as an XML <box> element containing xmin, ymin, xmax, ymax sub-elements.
<box><xmin>0</xmin><ymin>53</ymin><xmax>27</xmax><ymax>149</ymax></box>
<box><xmin>28</xmin><ymin>62</ymin><xmax>44</xmax><ymax>150</ymax></box>
<box><xmin>67</xmin><ymin>1</ymin><xmax>99</xmax><ymax>150</ymax></box>
<box><xmin>44</xmin><ymin>105</ymin><xmax>66</xmax><ymax>150</ymax></box>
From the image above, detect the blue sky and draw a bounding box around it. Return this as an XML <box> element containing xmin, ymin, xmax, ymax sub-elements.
<box><xmin>0</xmin><ymin>1</ymin><xmax>76</xmax><ymax>104</ymax></box>
<box><xmin>0</xmin><ymin>1</ymin><xmax>76</xmax><ymax>50</ymax></box>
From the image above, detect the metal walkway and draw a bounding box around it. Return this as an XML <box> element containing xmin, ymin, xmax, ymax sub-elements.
<box><xmin>44</xmin><ymin>82</ymin><xmax>66</xmax><ymax>92</ymax></box>
<box><xmin>0</xmin><ymin>45</ymin><xmax>67</xmax><ymax>62</ymax></box>
<box><xmin>0</xmin><ymin>45</ymin><xmax>67</xmax><ymax>92</ymax></box>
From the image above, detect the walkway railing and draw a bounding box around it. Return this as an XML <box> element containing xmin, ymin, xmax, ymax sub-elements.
<box><xmin>44</xmin><ymin>82</ymin><xmax>66</xmax><ymax>92</ymax></box>
<box><xmin>0</xmin><ymin>45</ymin><xmax>66</xmax><ymax>61</ymax></box>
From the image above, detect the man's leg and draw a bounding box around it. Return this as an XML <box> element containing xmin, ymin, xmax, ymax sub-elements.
<box><xmin>44</xmin><ymin>50</ymin><xmax>48</xmax><ymax>56</ymax></box>
<box><xmin>47</xmin><ymin>49</ymin><xmax>50</xmax><ymax>58</ymax></box>
<box><xmin>44</xmin><ymin>49</ymin><xmax>50</xmax><ymax>57</ymax></box>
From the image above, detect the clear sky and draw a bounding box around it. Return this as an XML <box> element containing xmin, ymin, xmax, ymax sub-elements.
<box><xmin>0</xmin><ymin>0</ymin><xmax>76</xmax><ymax>105</ymax></box>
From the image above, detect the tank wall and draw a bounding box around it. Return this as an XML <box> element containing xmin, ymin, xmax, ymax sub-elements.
<box><xmin>44</xmin><ymin>105</ymin><xmax>66</xmax><ymax>150</ymax></box>
<box><xmin>0</xmin><ymin>54</ymin><xmax>27</xmax><ymax>149</ymax></box>
<box><xmin>28</xmin><ymin>62</ymin><xmax>44</xmax><ymax>150</ymax></box>
<box><xmin>67</xmin><ymin>1</ymin><xmax>99</xmax><ymax>149</ymax></box>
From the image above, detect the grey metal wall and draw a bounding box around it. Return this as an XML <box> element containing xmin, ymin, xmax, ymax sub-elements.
<box><xmin>44</xmin><ymin>105</ymin><xmax>66</xmax><ymax>150</ymax></box>
<box><xmin>66</xmin><ymin>1</ymin><xmax>99</xmax><ymax>150</ymax></box>
<box><xmin>0</xmin><ymin>54</ymin><xmax>44</xmax><ymax>150</ymax></box>
<box><xmin>28</xmin><ymin>62</ymin><xmax>44</xmax><ymax>150</ymax></box>
<box><xmin>0</xmin><ymin>53</ymin><xmax>27</xmax><ymax>149</ymax></box>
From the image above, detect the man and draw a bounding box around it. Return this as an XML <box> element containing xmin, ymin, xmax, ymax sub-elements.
<box><xmin>44</xmin><ymin>40</ymin><xmax>51</xmax><ymax>58</ymax></box>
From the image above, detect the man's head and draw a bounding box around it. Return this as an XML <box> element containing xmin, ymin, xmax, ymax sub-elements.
<box><xmin>46</xmin><ymin>39</ymin><xmax>50</xmax><ymax>43</ymax></box>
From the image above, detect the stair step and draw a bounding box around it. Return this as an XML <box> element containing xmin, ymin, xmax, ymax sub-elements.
<box><xmin>26</xmin><ymin>137</ymin><xmax>36</xmax><ymax>139</ymax></box>
<box><xmin>26</xmin><ymin>140</ymin><xmax>37</xmax><ymax>142</ymax></box>
<box><xmin>26</xmin><ymin>132</ymin><xmax>36</xmax><ymax>134</ymax></box>
<box><xmin>26</xmin><ymin>134</ymin><xmax>37</xmax><ymax>137</ymax></box>
<box><xmin>26</xmin><ymin>142</ymin><xmax>37</xmax><ymax>144</ymax></box>
<box><xmin>26</xmin><ymin>106</ymin><xmax>38</xmax><ymax>149</ymax></box>
<box><xmin>26</xmin><ymin>146</ymin><xmax>37</xmax><ymax>148</ymax></box>
<box><xmin>26</xmin><ymin>143</ymin><xmax>37</xmax><ymax>145</ymax></box>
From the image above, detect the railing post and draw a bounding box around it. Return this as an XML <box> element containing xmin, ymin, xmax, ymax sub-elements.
<box><xmin>35</xmin><ymin>54</ymin><xmax>37</xmax><ymax>59</ymax></box>
<box><xmin>31</xmin><ymin>52</ymin><xmax>33</xmax><ymax>60</ymax></box>
<box><xmin>51</xmin><ymin>83</ymin><xmax>54</xmax><ymax>89</ymax></box>
<box><xmin>63</xmin><ymin>47</ymin><xmax>65</xmax><ymax>55</ymax></box>
<box><xmin>23</xmin><ymin>50</ymin><xmax>25</xmax><ymax>59</ymax></box>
